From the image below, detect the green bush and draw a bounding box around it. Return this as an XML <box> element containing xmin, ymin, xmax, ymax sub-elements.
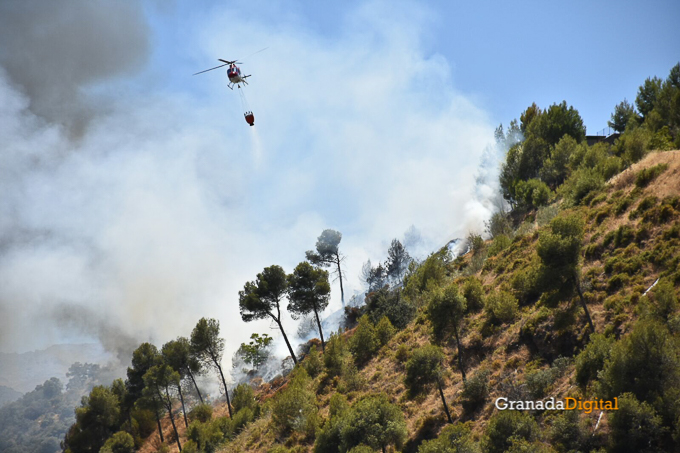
<box><xmin>488</xmin><ymin>234</ymin><xmax>512</xmax><ymax>257</ymax></box>
<box><xmin>608</xmin><ymin>393</ymin><xmax>667</xmax><ymax>453</ymax></box>
<box><xmin>395</xmin><ymin>344</ymin><xmax>409</xmax><ymax>363</ymax></box>
<box><xmin>232</xmin><ymin>383</ymin><xmax>257</xmax><ymax>414</ymax></box>
<box><xmin>375</xmin><ymin>316</ymin><xmax>396</xmax><ymax>347</ymax></box>
<box><xmin>324</xmin><ymin>333</ymin><xmax>349</xmax><ymax>378</ymax></box>
<box><xmin>189</xmin><ymin>403</ymin><xmax>213</xmax><ymax>423</ymax></box>
<box><xmin>515</xmin><ymin>178</ymin><xmax>552</xmax><ymax>209</ymax></box>
<box><xmin>548</xmin><ymin>410</ymin><xmax>590</xmax><ymax>453</ymax></box>
<box><xmin>560</xmin><ymin>167</ymin><xmax>604</xmax><ymax>205</ymax></box>
<box><xmin>100</xmin><ymin>431</ymin><xmax>135</xmax><ymax>453</ymax></box>
<box><xmin>484</xmin><ymin>290</ymin><xmax>519</xmax><ymax>325</ymax></box>
<box><xmin>574</xmin><ymin>334</ymin><xmax>614</xmax><ymax>387</ymax></box>
<box><xmin>303</xmin><ymin>344</ymin><xmax>324</xmax><ymax>378</ymax></box>
<box><xmin>271</xmin><ymin>368</ymin><xmax>318</xmax><ymax>437</ymax></box>
<box><xmin>460</xmin><ymin>369</ymin><xmax>489</xmax><ymax>413</ymax></box>
<box><xmin>349</xmin><ymin>315</ymin><xmax>379</xmax><ymax>366</ymax></box>
<box><xmin>482</xmin><ymin>411</ymin><xmax>539</xmax><ymax>453</ymax></box>
<box><xmin>650</xmin><ymin>278</ymin><xmax>679</xmax><ymax>321</ymax></box>
<box><xmin>186</xmin><ymin>419</ymin><xmax>225</xmax><ymax>452</ymax></box>
<box><xmin>364</xmin><ymin>288</ymin><xmax>416</xmax><ymax>329</ymax></box>
<box><xmin>635</xmin><ymin>163</ymin><xmax>669</xmax><ymax>187</ymax></box>
<box><xmin>463</xmin><ymin>277</ymin><xmax>485</xmax><ymax>312</ymax></box>
<box><xmin>418</xmin><ymin>423</ymin><xmax>480</xmax><ymax>453</ymax></box>
<box><xmin>404</xmin><ymin>345</ymin><xmax>445</xmax><ymax>396</ymax></box>
<box><xmin>598</xmin><ymin>320</ymin><xmax>680</xmax><ymax>408</ymax></box>
<box><xmin>340</xmin><ymin>394</ymin><xmax>407</xmax><ymax>453</ymax></box>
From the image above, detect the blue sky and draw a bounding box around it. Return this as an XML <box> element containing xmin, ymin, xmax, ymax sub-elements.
<box><xmin>0</xmin><ymin>0</ymin><xmax>678</xmax><ymax>358</ymax></box>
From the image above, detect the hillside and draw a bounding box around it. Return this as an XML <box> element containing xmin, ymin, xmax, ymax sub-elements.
<box><xmin>138</xmin><ymin>150</ymin><xmax>680</xmax><ymax>452</ymax></box>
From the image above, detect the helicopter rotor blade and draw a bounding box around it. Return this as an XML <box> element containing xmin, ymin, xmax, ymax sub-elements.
<box><xmin>218</xmin><ymin>59</ymin><xmax>237</xmax><ymax>64</ymax></box>
<box><xmin>193</xmin><ymin>63</ymin><xmax>228</xmax><ymax>76</ymax></box>
<box><xmin>243</xmin><ymin>47</ymin><xmax>268</xmax><ymax>59</ymax></box>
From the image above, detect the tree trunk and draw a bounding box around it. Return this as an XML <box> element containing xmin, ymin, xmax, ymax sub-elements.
<box><xmin>437</xmin><ymin>379</ymin><xmax>453</xmax><ymax>424</ymax></box>
<box><xmin>335</xmin><ymin>253</ymin><xmax>345</xmax><ymax>307</ymax></box>
<box><xmin>381</xmin><ymin>446</ymin><xmax>386</xmax><ymax>453</ymax></box>
<box><xmin>453</xmin><ymin>325</ymin><xmax>466</xmax><ymax>383</ymax></box>
<box><xmin>187</xmin><ymin>369</ymin><xmax>204</xmax><ymax>404</ymax></box>
<box><xmin>573</xmin><ymin>270</ymin><xmax>595</xmax><ymax>335</ymax></box>
<box><xmin>276</xmin><ymin>318</ymin><xmax>298</xmax><ymax>365</ymax></box>
<box><xmin>155</xmin><ymin>407</ymin><xmax>164</xmax><ymax>443</ymax></box>
<box><xmin>165</xmin><ymin>388</ymin><xmax>182</xmax><ymax>451</ymax></box>
<box><xmin>178</xmin><ymin>383</ymin><xmax>188</xmax><ymax>427</ymax></box>
<box><xmin>214</xmin><ymin>361</ymin><xmax>233</xmax><ymax>418</ymax></box>
<box><xmin>314</xmin><ymin>308</ymin><xmax>326</xmax><ymax>352</ymax></box>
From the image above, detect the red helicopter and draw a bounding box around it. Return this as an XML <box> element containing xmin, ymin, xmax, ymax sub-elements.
<box><xmin>193</xmin><ymin>48</ymin><xmax>267</xmax><ymax>126</ymax></box>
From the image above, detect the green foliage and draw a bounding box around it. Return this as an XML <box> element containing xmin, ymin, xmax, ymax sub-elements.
<box><xmin>404</xmin><ymin>345</ymin><xmax>445</xmax><ymax>395</ymax></box>
<box><xmin>349</xmin><ymin>315</ymin><xmax>380</xmax><ymax>366</ymax></box>
<box><xmin>186</xmin><ymin>419</ymin><xmax>225</xmax><ymax>453</ymax></box>
<box><xmin>650</xmin><ymin>278</ymin><xmax>679</xmax><ymax>321</ymax></box>
<box><xmin>427</xmin><ymin>283</ymin><xmax>467</xmax><ymax>342</ymax></box>
<box><xmin>418</xmin><ymin>423</ymin><xmax>480</xmax><ymax>453</ymax></box>
<box><xmin>64</xmin><ymin>385</ymin><xmax>121</xmax><ymax>453</ymax></box>
<box><xmin>189</xmin><ymin>403</ymin><xmax>213</xmax><ymax>423</ymax></box>
<box><xmin>636</xmin><ymin>76</ymin><xmax>663</xmax><ymax>119</ymax></box>
<box><xmin>385</xmin><ymin>239</ymin><xmax>413</xmax><ymax>283</ymax></box>
<box><xmin>460</xmin><ymin>369</ymin><xmax>489</xmax><ymax>413</ymax></box>
<box><xmin>403</xmin><ymin>249</ymin><xmax>449</xmax><ymax>298</ymax></box>
<box><xmin>515</xmin><ymin>178</ymin><xmax>552</xmax><ymax>209</ymax></box>
<box><xmin>347</xmin><ymin>446</ymin><xmax>374</xmax><ymax>453</ymax></box>
<box><xmin>375</xmin><ymin>316</ymin><xmax>396</xmax><ymax>347</ymax></box>
<box><xmin>236</xmin><ymin>333</ymin><xmax>273</xmax><ymax>372</ymax></box>
<box><xmin>574</xmin><ymin>334</ymin><xmax>614</xmax><ymax>387</ymax></box>
<box><xmin>598</xmin><ymin>320</ymin><xmax>680</xmax><ymax>410</ymax></box>
<box><xmin>395</xmin><ymin>344</ymin><xmax>410</xmax><ymax>363</ymax></box>
<box><xmin>232</xmin><ymin>383</ymin><xmax>257</xmax><ymax>414</ymax></box>
<box><xmin>485</xmin><ymin>211</ymin><xmax>512</xmax><ymax>238</ymax></box>
<box><xmin>540</xmin><ymin>135</ymin><xmax>578</xmax><ymax>187</ymax></box>
<box><xmin>482</xmin><ymin>411</ymin><xmax>539</xmax><ymax>453</ymax></box>
<box><xmin>100</xmin><ymin>431</ymin><xmax>135</xmax><ymax>453</ymax></box>
<box><xmin>484</xmin><ymin>290</ymin><xmax>518</xmax><ymax>325</ymax></box>
<box><xmin>239</xmin><ymin>265</ymin><xmax>289</xmax><ymax>323</ymax></box>
<box><xmin>324</xmin><ymin>333</ymin><xmax>349</xmax><ymax>378</ymax></box>
<box><xmin>288</xmin><ymin>261</ymin><xmax>331</xmax><ymax>323</ymax></box>
<box><xmin>608</xmin><ymin>393</ymin><xmax>668</xmax><ymax>453</ymax></box>
<box><xmin>615</xmin><ymin>126</ymin><xmax>652</xmax><ymax>164</ymax></box>
<box><xmin>560</xmin><ymin>167</ymin><xmax>604</xmax><ymax>205</ymax></box>
<box><xmin>609</xmin><ymin>98</ymin><xmax>640</xmax><ymax>132</ymax></box>
<box><xmin>488</xmin><ymin>234</ymin><xmax>512</xmax><ymax>257</ymax></box>
<box><xmin>339</xmin><ymin>394</ymin><xmax>407</xmax><ymax>453</ymax></box>
<box><xmin>635</xmin><ymin>163</ymin><xmax>669</xmax><ymax>187</ymax></box>
<box><xmin>271</xmin><ymin>368</ymin><xmax>318</xmax><ymax>437</ymax></box>
<box><xmin>537</xmin><ymin>214</ymin><xmax>584</xmax><ymax>270</ymax></box>
<box><xmin>548</xmin><ymin>410</ymin><xmax>591</xmax><ymax>453</ymax></box>
<box><xmin>463</xmin><ymin>277</ymin><xmax>485</xmax><ymax>312</ymax></box>
<box><xmin>364</xmin><ymin>287</ymin><xmax>416</xmax><ymax>329</ymax></box>
<box><xmin>527</xmin><ymin>101</ymin><xmax>586</xmax><ymax>146</ymax></box>
<box><xmin>303</xmin><ymin>344</ymin><xmax>324</xmax><ymax>378</ymax></box>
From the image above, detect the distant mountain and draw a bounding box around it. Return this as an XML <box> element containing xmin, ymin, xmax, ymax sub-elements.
<box><xmin>0</xmin><ymin>343</ymin><xmax>114</xmax><ymax>393</ymax></box>
<box><xmin>0</xmin><ymin>385</ymin><xmax>22</xmax><ymax>408</ymax></box>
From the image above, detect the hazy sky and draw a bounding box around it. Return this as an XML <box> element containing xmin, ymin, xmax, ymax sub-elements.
<box><xmin>0</xmin><ymin>1</ymin><xmax>677</xmax><ymax>367</ymax></box>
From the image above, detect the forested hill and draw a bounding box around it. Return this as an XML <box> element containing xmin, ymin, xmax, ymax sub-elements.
<box><xmin>61</xmin><ymin>63</ymin><xmax>680</xmax><ymax>453</ymax></box>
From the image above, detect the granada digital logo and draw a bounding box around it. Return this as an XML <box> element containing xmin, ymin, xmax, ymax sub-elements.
<box><xmin>494</xmin><ymin>397</ymin><xmax>619</xmax><ymax>414</ymax></box>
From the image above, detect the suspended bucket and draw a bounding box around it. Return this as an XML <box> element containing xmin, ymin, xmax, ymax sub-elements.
<box><xmin>244</xmin><ymin>111</ymin><xmax>255</xmax><ymax>126</ymax></box>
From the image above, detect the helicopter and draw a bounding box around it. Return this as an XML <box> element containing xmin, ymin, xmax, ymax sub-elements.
<box><xmin>193</xmin><ymin>48</ymin><xmax>267</xmax><ymax>126</ymax></box>
<box><xmin>193</xmin><ymin>59</ymin><xmax>251</xmax><ymax>90</ymax></box>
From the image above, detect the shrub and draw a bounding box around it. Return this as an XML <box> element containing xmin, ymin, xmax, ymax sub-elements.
<box><xmin>324</xmin><ymin>333</ymin><xmax>349</xmax><ymax>378</ymax></box>
<box><xmin>418</xmin><ymin>423</ymin><xmax>480</xmax><ymax>453</ymax></box>
<box><xmin>349</xmin><ymin>315</ymin><xmax>379</xmax><ymax>366</ymax></box>
<box><xmin>186</xmin><ymin>419</ymin><xmax>225</xmax><ymax>452</ymax></box>
<box><xmin>635</xmin><ymin>163</ymin><xmax>669</xmax><ymax>187</ymax></box>
<box><xmin>574</xmin><ymin>334</ymin><xmax>614</xmax><ymax>388</ymax></box>
<box><xmin>375</xmin><ymin>316</ymin><xmax>396</xmax><ymax>347</ymax></box>
<box><xmin>484</xmin><ymin>290</ymin><xmax>519</xmax><ymax>325</ymax></box>
<box><xmin>271</xmin><ymin>368</ymin><xmax>318</xmax><ymax>436</ymax></box>
<box><xmin>365</xmin><ymin>288</ymin><xmax>416</xmax><ymax>329</ymax></box>
<box><xmin>463</xmin><ymin>277</ymin><xmax>485</xmax><ymax>312</ymax></box>
<box><xmin>189</xmin><ymin>403</ymin><xmax>213</xmax><ymax>423</ymax></box>
<box><xmin>231</xmin><ymin>383</ymin><xmax>257</xmax><ymax>414</ymax></box>
<box><xmin>303</xmin><ymin>344</ymin><xmax>324</xmax><ymax>378</ymax></box>
<box><xmin>405</xmin><ymin>345</ymin><xmax>445</xmax><ymax>396</ymax></box>
<box><xmin>488</xmin><ymin>234</ymin><xmax>512</xmax><ymax>257</ymax></box>
<box><xmin>515</xmin><ymin>179</ymin><xmax>552</xmax><ymax>209</ymax></box>
<box><xmin>395</xmin><ymin>344</ymin><xmax>409</xmax><ymax>363</ymax></box>
<box><xmin>598</xmin><ymin>320</ymin><xmax>680</xmax><ymax>407</ymax></box>
<box><xmin>340</xmin><ymin>394</ymin><xmax>407</xmax><ymax>453</ymax></box>
<box><xmin>482</xmin><ymin>411</ymin><xmax>538</xmax><ymax>453</ymax></box>
<box><xmin>608</xmin><ymin>393</ymin><xmax>667</xmax><ymax>453</ymax></box>
<box><xmin>347</xmin><ymin>446</ymin><xmax>374</xmax><ymax>453</ymax></box>
<box><xmin>561</xmin><ymin>167</ymin><xmax>604</xmax><ymax>205</ymax></box>
<box><xmin>603</xmin><ymin>225</ymin><xmax>635</xmax><ymax>249</ymax></box>
<box><xmin>650</xmin><ymin>278</ymin><xmax>679</xmax><ymax>321</ymax></box>
<box><xmin>485</xmin><ymin>211</ymin><xmax>512</xmax><ymax>238</ymax></box>
<box><xmin>100</xmin><ymin>431</ymin><xmax>135</xmax><ymax>453</ymax></box>
<box><xmin>460</xmin><ymin>369</ymin><xmax>490</xmax><ymax>413</ymax></box>
<box><xmin>548</xmin><ymin>410</ymin><xmax>590</xmax><ymax>453</ymax></box>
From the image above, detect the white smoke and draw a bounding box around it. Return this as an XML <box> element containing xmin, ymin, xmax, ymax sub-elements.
<box><xmin>0</xmin><ymin>1</ymin><xmax>502</xmax><ymax>381</ymax></box>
